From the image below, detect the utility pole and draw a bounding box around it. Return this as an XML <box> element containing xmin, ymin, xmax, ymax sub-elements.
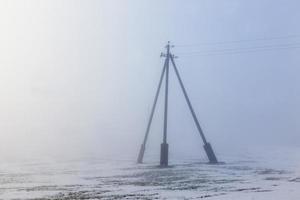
<box><xmin>137</xmin><ymin>42</ymin><xmax>218</xmax><ymax>166</ymax></box>
<box><xmin>160</xmin><ymin>42</ymin><xmax>170</xmax><ymax>166</ymax></box>
<box><xmin>137</xmin><ymin>59</ymin><xmax>167</xmax><ymax>164</ymax></box>
<box><xmin>170</xmin><ymin>55</ymin><xmax>218</xmax><ymax>163</ymax></box>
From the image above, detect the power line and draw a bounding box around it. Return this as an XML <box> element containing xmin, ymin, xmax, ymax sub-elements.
<box><xmin>176</xmin><ymin>43</ymin><xmax>300</xmax><ymax>57</ymax></box>
<box><xmin>175</xmin><ymin>34</ymin><xmax>300</xmax><ymax>47</ymax></box>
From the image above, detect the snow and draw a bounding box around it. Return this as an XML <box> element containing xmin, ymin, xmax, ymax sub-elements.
<box><xmin>0</xmin><ymin>146</ymin><xmax>299</xmax><ymax>199</ymax></box>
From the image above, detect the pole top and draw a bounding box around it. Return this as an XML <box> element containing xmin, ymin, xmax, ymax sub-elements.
<box><xmin>161</xmin><ymin>41</ymin><xmax>176</xmax><ymax>58</ymax></box>
<box><xmin>165</xmin><ymin>41</ymin><xmax>174</xmax><ymax>49</ymax></box>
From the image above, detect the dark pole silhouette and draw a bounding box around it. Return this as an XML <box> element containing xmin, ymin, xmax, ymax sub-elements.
<box><xmin>137</xmin><ymin>42</ymin><xmax>218</xmax><ymax>166</ymax></box>
<box><xmin>137</xmin><ymin>58</ymin><xmax>167</xmax><ymax>163</ymax></box>
<box><xmin>160</xmin><ymin>42</ymin><xmax>170</xmax><ymax>166</ymax></box>
<box><xmin>170</xmin><ymin>55</ymin><xmax>218</xmax><ymax>163</ymax></box>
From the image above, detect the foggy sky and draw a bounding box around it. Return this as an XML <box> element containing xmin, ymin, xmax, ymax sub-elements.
<box><xmin>0</xmin><ymin>0</ymin><xmax>299</xmax><ymax>161</ymax></box>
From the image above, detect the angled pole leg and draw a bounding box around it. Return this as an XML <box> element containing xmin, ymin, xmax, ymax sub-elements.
<box><xmin>137</xmin><ymin>60</ymin><xmax>167</xmax><ymax>163</ymax></box>
<box><xmin>170</xmin><ymin>56</ymin><xmax>218</xmax><ymax>164</ymax></box>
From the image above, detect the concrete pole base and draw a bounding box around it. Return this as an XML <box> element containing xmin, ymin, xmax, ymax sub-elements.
<box><xmin>160</xmin><ymin>143</ymin><xmax>169</xmax><ymax>167</ymax></box>
<box><xmin>137</xmin><ymin>144</ymin><xmax>145</xmax><ymax>163</ymax></box>
<box><xmin>204</xmin><ymin>142</ymin><xmax>218</xmax><ymax>164</ymax></box>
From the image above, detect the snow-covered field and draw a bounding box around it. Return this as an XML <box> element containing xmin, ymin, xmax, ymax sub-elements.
<box><xmin>0</xmin><ymin>147</ymin><xmax>299</xmax><ymax>199</ymax></box>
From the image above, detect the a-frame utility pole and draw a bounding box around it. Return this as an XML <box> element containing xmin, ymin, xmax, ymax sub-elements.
<box><xmin>137</xmin><ymin>42</ymin><xmax>218</xmax><ymax>166</ymax></box>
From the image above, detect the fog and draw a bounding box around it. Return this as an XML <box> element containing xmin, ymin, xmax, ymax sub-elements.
<box><xmin>0</xmin><ymin>0</ymin><xmax>299</xmax><ymax>162</ymax></box>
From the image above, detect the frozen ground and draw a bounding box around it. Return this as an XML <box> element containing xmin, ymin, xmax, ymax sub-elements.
<box><xmin>0</xmin><ymin>147</ymin><xmax>299</xmax><ymax>200</ymax></box>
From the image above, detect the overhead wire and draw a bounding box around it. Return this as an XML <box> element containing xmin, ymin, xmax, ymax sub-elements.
<box><xmin>175</xmin><ymin>42</ymin><xmax>300</xmax><ymax>57</ymax></box>
<box><xmin>175</xmin><ymin>34</ymin><xmax>300</xmax><ymax>47</ymax></box>
<box><xmin>172</xmin><ymin>34</ymin><xmax>300</xmax><ymax>57</ymax></box>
